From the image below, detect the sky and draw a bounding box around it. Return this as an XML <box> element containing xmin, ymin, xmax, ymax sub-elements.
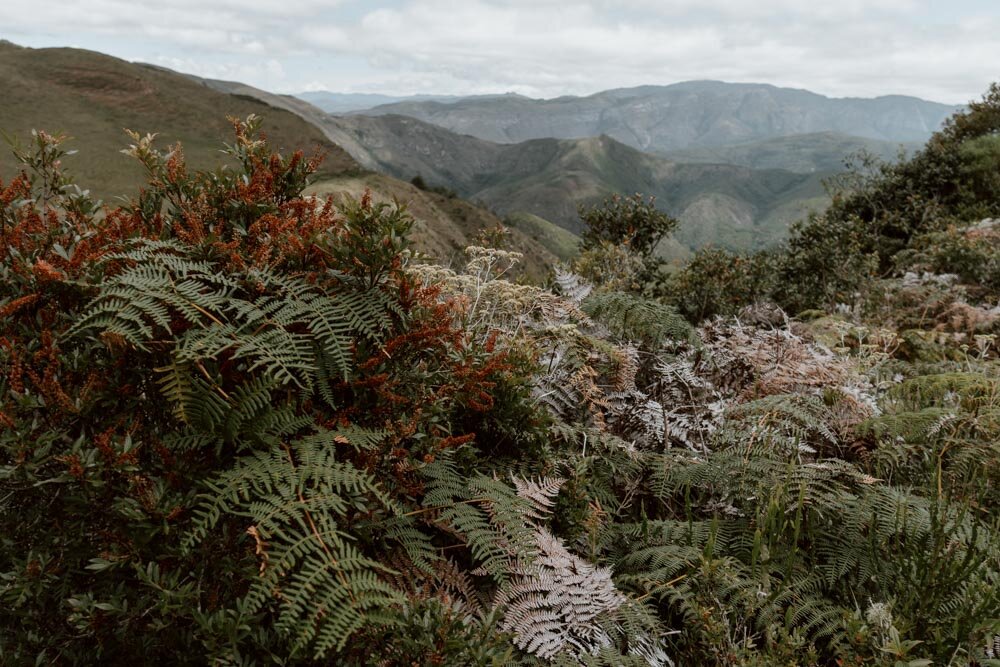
<box><xmin>2</xmin><ymin>0</ymin><xmax>998</xmax><ymax>103</ymax></box>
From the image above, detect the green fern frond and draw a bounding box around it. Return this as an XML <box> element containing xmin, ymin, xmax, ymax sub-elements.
<box><xmin>582</xmin><ymin>291</ymin><xmax>695</xmax><ymax>349</ymax></box>
<box><xmin>184</xmin><ymin>429</ymin><xmax>404</xmax><ymax>657</ymax></box>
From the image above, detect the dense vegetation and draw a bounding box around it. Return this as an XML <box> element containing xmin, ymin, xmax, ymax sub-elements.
<box><xmin>2</xmin><ymin>83</ymin><xmax>1000</xmax><ymax>667</ymax></box>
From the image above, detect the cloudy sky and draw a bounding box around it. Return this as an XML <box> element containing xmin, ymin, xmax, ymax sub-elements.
<box><xmin>3</xmin><ymin>0</ymin><xmax>998</xmax><ymax>103</ymax></box>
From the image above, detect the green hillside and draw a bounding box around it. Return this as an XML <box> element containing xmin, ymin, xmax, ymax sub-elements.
<box><xmin>0</xmin><ymin>42</ymin><xmax>357</xmax><ymax>202</ymax></box>
<box><xmin>503</xmin><ymin>211</ymin><xmax>581</xmax><ymax>262</ymax></box>
<box><xmin>668</xmin><ymin>131</ymin><xmax>919</xmax><ymax>173</ymax></box>
<box><xmin>468</xmin><ymin>135</ymin><xmax>829</xmax><ymax>250</ymax></box>
<box><xmin>0</xmin><ymin>43</ymin><xmax>557</xmax><ymax>276</ymax></box>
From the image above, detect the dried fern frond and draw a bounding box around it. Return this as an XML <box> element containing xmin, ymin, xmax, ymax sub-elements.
<box><xmin>513</xmin><ymin>476</ymin><xmax>566</xmax><ymax>520</ymax></box>
<box><xmin>555</xmin><ymin>268</ymin><xmax>593</xmax><ymax>305</ymax></box>
<box><xmin>497</xmin><ymin>528</ymin><xmax>626</xmax><ymax>660</ymax></box>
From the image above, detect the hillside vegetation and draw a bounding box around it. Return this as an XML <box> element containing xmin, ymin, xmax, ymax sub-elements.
<box><xmin>0</xmin><ymin>42</ymin><xmax>356</xmax><ymax>201</ymax></box>
<box><xmin>0</xmin><ymin>43</ymin><xmax>556</xmax><ymax>277</ymax></box>
<box><xmin>3</xmin><ymin>79</ymin><xmax>1000</xmax><ymax>666</ymax></box>
<box><xmin>669</xmin><ymin>132</ymin><xmax>919</xmax><ymax>173</ymax></box>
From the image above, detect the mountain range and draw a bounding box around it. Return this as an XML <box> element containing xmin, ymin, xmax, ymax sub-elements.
<box><xmin>213</xmin><ymin>83</ymin><xmax>829</xmax><ymax>254</ymax></box>
<box><xmin>357</xmin><ymin>81</ymin><xmax>961</xmax><ymax>155</ymax></box>
<box><xmin>296</xmin><ymin>91</ymin><xmax>465</xmax><ymax>114</ymax></box>
<box><xmin>0</xmin><ymin>40</ymin><xmax>963</xmax><ymax>262</ymax></box>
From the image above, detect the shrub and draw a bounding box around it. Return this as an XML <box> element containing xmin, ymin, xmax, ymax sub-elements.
<box><xmin>776</xmin><ymin>83</ymin><xmax>1000</xmax><ymax>312</ymax></box>
<box><xmin>0</xmin><ymin>118</ymin><xmax>540</xmax><ymax>663</ymax></box>
<box><xmin>662</xmin><ymin>246</ymin><xmax>780</xmax><ymax>323</ymax></box>
<box><xmin>579</xmin><ymin>193</ymin><xmax>678</xmax><ymax>271</ymax></box>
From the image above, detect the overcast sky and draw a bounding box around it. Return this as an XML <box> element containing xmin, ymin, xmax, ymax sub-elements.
<box><xmin>3</xmin><ymin>0</ymin><xmax>998</xmax><ymax>103</ymax></box>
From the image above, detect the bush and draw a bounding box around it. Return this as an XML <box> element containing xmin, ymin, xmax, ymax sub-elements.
<box><xmin>410</xmin><ymin>173</ymin><xmax>457</xmax><ymax>198</ymax></box>
<box><xmin>579</xmin><ymin>193</ymin><xmax>678</xmax><ymax>260</ymax></box>
<box><xmin>775</xmin><ymin>83</ymin><xmax>1000</xmax><ymax>313</ymax></box>
<box><xmin>0</xmin><ymin>118</ymin><xmax>539</xmax><ymax>663</ymax></box>
<box><xmin>662</xmin><ymin>246</ymin><xmax>780</xmax><ymax>322</ymax></box>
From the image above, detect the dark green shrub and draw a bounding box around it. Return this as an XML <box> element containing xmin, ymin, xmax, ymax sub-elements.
<box><xmin>662</xmin><ymin>246</ymin><xmax>781</xmax><ymax>322</ymax></box>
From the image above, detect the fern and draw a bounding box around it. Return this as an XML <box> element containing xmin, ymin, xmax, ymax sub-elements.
<box><xmin>68</xmin><ymin>239</ymin><xmax>393</xmax><ymax>404</ymax></box>
<box><xmin>185</xmin><ymin>427</ymin><xmax>405</xmax><ymax>657</ymax></box>
<box><xmin>554</xmin><ymin>269</ymin><xmax>593</xmax><ymax>305</ymax></box>
<box><xmin>496</xmin><ymin>527</ymin><xmax>626</xmax><ymax>661</ymax></box>
<box><xmin>420</xmin><ymin>458</ymin><xmax>540</xmax><ymax>581</ymax></box>
<box><xmin>582</xmin><ymin>291</ymin><xmax>694</xmax><ymax>349</ymax></box>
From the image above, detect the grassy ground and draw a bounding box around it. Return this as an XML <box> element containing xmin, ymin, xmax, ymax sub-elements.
<box><xmin>0</xmin><ymin>42</ymin><xmax>357</xmax><ymax>202</ymax></box>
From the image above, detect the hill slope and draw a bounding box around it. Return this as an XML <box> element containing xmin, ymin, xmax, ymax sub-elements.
<box><xmin>668</xmin><ymin>131</ymin><xmax>919</xmax><ymax>173</ymax></box>
<box><xmin>0</xmin><ymin>43</ymin><xmax>559</xmax><ymax>276</ymax></box>
<box><xmin>250</xmin><ymin>107</ymin><xmax>828</xmax><ymax>251</ymax></box>
<box><xmin>305</xmin><ymin>173</ymin><xmax>562</xmax><ymax>279</ymax></box>
<box><xmin>361</xmin><ymin>81</ymin><xmax>961</xmax><ymax>156</ymax></box>
<box><xmin>0</xmin><ymin>42</ymin><xmax>356</xmax><ymax>202</ymax></box>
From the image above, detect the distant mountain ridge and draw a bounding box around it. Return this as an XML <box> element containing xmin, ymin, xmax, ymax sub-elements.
<box><xmin>210</xmin><ymin>80</ymin><xmax>955</xmax><ymax>254</ymax></box>
<box><xmin>207</xmin><ymin>85</ymin><xmax>829</xmax><ymax>254</ymax></box>
<box><xmin>358</xmin><ymin>81</ymin><xmax>962</xmax><ymax>154</ymax></box>
<box><xmin>296</xmin><ymin>91</ymin><xmax>466</xmax><ymax>114</ymax></box>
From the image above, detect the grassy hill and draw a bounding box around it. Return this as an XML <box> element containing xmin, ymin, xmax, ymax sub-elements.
<box><xmin>0</xmin><ymin>42</ymin><xmax>357</xmax><ymax>202</ymax></box>
<box><xmin>0</xmin><ymin>43</ymin><xmax>558</xmax><ymax>276</ymax></box>
<box><xmin>502</xmin><ymin>212</ymin><xmax>580</xmax><ymax>262</ymax></box>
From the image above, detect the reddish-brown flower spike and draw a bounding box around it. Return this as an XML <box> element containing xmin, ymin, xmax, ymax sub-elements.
<box><xmin>33</xmin><ymin>259</ymin><xmax>64</xmax><ymax>282</ymax></box>
<box><xmin>165</xmin><ymin>145</ymin><xmax>186</xmax><ymax>184</ymax></box>
<box><xmin>0</xmin><ymin>293</ymin><xmax>40</xmax><ymax>319</ymax></box>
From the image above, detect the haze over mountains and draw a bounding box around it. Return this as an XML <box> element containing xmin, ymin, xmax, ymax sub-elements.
<box><xmin>296</xmin><ymin>91</ymin><xmax>464</xmax><ymax>114</ymax></box>
<box><xmin>355</xmin><ymin>81</ymin><xmax>962</xmax><ymax>154</ymax></box>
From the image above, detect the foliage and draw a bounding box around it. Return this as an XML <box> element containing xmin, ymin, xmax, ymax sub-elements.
<box><xmin>773</xmin><ymin>83</ymin><xmax>1000</xmax><ymax>312</ymax></box>
<box><xmin>660</xmin><ymin>246</ymin><xmax>780</xmax><ymax>322</ymax></box>
<box><xmin>5</xmin><ymin>97</ymin><xmax>1000</xmax><ymax>666</ymax></box>
<box><xmin>0</xmin><ymin>119</ymin><xmax>541</xmax><ymax>663</ymax></box>
<box><xmin>579</xmin><ymin>193</ymin><xmax>678</xmax><ymax>282</ymax></box>
<box><xmin>571</xmin><ymin>240</ymin><xmax>646</xmax><ymax>293</ymax></box>
<box><xmin>581</xmin><ymin>291</ymin><xmax>695</xmax><ymax>349</ymax></box>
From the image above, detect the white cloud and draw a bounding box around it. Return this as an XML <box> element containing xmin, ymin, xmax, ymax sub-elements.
<box><xmin>2</xmin><ymin>0</ymin><xmax>997</xmax><ymax>102</ymax></box>
<box><xmin>152</xmin><ymin>56</ymin><xmax>286</xmax><ymax>86</ymax></box>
